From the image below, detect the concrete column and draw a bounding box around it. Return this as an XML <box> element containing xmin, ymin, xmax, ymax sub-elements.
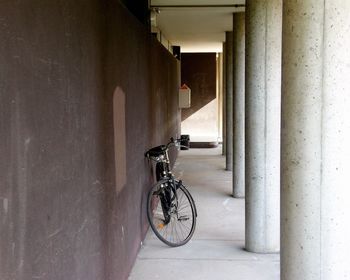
<box><xmin>217</xmin><ymin>53</ymin><xmax>224</xmax><ymax>147</ymax></box>
<box><xmin>232</xmin><ymin>13</ymin><xmax>245</xmax><ymax>198</ymax></box>
<box><xmin>281</xmin><ymin>1</ymin><xmax>350</xmax><ymax>279</ymax></box>
<box><xmin>222</xmin><ymin>42</ymin><xmax>226</xmax><ymax>156</ymax></box>
<box><xmin>225</xmin><ymin>32</ymin><xmax>233</xmax><ymax>171</ymax></box>
<box><xmin>245</xmin><ymin>0</ymin><xmax>282</xmax><ymax>253</ymax></box>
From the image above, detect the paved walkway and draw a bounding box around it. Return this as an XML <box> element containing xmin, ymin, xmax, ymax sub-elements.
<box><xmin>129</xmin><ymin>148</ymin><xmax>280</xmax><ymax>280</ymax></box>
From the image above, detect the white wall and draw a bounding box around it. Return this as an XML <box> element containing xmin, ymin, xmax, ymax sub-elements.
<box><xmin>181</xmin><ymin>99</ymin><xmax>219</xmax><ymax>142</ymax></box>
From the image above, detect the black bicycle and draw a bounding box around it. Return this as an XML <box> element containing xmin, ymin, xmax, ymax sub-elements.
<box><xmin>145</xmin><ymin>138</ymin><xmax>197</xmax><ymax>247</ymax></box>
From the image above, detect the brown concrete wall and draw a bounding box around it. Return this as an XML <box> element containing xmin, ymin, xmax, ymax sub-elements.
<box><xmin>181</xmin><ymin>53</ymin><xmax>217</xmax><ymax>121</ymax></box>
<box><xmin>0</xmin><ymin>1</ymin><xmax>180</xmax><ymax>280</ymax></box>
<box><xmin>120</xmin><ymin>0</ymin><xmax>150</xmax><ymax>26</ymax></box>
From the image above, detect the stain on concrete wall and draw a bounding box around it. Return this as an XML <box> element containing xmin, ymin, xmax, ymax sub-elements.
<box><xmin>0</xmin><ymin>1</ymin><xmax>180</xmax><ymax>280</ymax></box>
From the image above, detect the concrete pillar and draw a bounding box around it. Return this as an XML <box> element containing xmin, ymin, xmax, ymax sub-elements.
<box><xmin>222</xmin><ymin>42</ymin><xmax>226</xmax><ymax>156</ymax></box>
<box><xmin>217</xmin><ymin>53</ymin><xmax>224</xmax><ymax>147</ymax></box>
<box><xmin>225</xmin><ymin>32</ymin><xmax>233</xmax><ymax>171</ymax></box>
<box><xmin>281</xmin><ymin>1</ymin><xmax>350</xmax><ymax>279</ymax></box>
<box><xmin>232</xmin><ymin>13</ymin><xmax>245</xmax><ymax>198</ymax></box>
<box><xmin>245</xmin><ymin>0</ymin><xmax>282</xmax><ymax>253</ymax></box>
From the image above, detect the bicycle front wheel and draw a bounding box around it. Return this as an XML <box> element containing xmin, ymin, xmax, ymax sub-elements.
<box><xmin>147</xmin><ymin>180</ymin><xmax>196</xmax><ymax>247</ymax></box>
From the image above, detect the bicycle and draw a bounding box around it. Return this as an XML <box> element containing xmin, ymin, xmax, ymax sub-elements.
<box><xmin>145</xmin><ymin>138</ymin><xmax>197</xmax><ymax>247</ymax></box>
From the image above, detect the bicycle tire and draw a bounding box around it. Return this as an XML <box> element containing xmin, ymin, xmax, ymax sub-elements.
<box><xmin>147</xmin><ymin>179</ymin><xmax>196</xmax><ymax>247</ymax></box>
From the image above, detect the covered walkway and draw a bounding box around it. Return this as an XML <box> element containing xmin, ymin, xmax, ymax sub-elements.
<box><xmin>129</xmin><ymin>148</ymin><xmax>279</xmax><ymax>280</ymax></box>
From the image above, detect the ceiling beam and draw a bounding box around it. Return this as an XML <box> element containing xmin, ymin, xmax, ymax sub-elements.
<box><xmin>150</xmin><ymin>4</ymin><xmax>245</xmax><ymax>8</ymax></box>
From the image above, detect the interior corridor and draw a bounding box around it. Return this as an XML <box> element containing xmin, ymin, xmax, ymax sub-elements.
<box><xmin>129</xmin><ymin>147</ymin><xmax>279</xmax><ymax>280</ymax></box>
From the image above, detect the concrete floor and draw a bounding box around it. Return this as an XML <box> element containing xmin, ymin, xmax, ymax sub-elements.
<box><xmin>129</xmin><ymin>147</ymin><xmax>280</xmax><ymax>280</ymax></box>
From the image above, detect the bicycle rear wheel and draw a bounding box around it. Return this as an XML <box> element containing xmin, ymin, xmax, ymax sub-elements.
<box><xmin>147</xmin><ymin>180</ymin><xmax>196</xmax><ymax>247</ymax></box>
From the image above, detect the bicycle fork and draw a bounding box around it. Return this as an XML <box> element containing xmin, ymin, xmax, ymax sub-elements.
<box><xmin>156</xmin><ymin>182</ymin><xmax>178</xmax><ymax>225</ymax></box>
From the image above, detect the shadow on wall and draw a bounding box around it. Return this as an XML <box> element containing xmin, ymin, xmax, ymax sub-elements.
<box><xmin>181</xmin><ymin>53</ymin><xmax>217</xmax><ymax>121</ymax></box>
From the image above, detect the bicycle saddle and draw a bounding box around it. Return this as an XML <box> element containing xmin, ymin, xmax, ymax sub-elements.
<box><xmin>145</xmin><ymin>145</ymin><xmax>167</xmax><ymax>158</ymax></box>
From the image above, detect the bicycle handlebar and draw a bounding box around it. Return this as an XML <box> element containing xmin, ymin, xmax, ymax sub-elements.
<box><xmin>166</xmin><ymin>137</ymin><xmax>181</xmax><ymax>148</ymax></box>
<box><xmin>145</xmin><ymin>137</ymin><xmax>184</xmax><ymax>159</ymax></box>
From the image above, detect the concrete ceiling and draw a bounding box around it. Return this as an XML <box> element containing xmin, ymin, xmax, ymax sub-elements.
<box><xmin>150</xmin><ymin>0</ymin><xmax>245</xmax><ymax>53</ymax></box>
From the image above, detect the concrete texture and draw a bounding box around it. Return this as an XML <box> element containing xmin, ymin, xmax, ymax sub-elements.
<box><xmin>222</xmin><ymin>42</ymin><xmax>226</xmax><ymax>156</ymax></box>
<box><xmin>245</xmin><ymin>0</ymin><xmax>282</xmax><ymax>253</ymax></box>
<box><xmin>120</xmin><ymin>0</ymin><xmax>149</xmax><ymax>26</ymax></box>
<box><xmin>217</xmin><ymin>53</ymin><xmax>224</xmax><ymax>147</ymax></box>
<box><xmin>232</xmin><ymin>13</ymin><xmax>245</xmax><ymax>198</ymax></box>
<box><xmin>225</xmin><ymin>31</ymin><xmax>233</xmax><ymax>171</ymax></box>
<box><xmin>281</xmin><ymin>1</ymin><xmax>350</xmax><ymax>279</ymax></box>
<box><xmin>0</xmin><ymin>1</ymin><xmax>180</xmax><ymax>280</ymax></box>
<box><xmin>129</xmin><ymin>148</ymin><xmax>280</xmax><ymax>280</ymax></box>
